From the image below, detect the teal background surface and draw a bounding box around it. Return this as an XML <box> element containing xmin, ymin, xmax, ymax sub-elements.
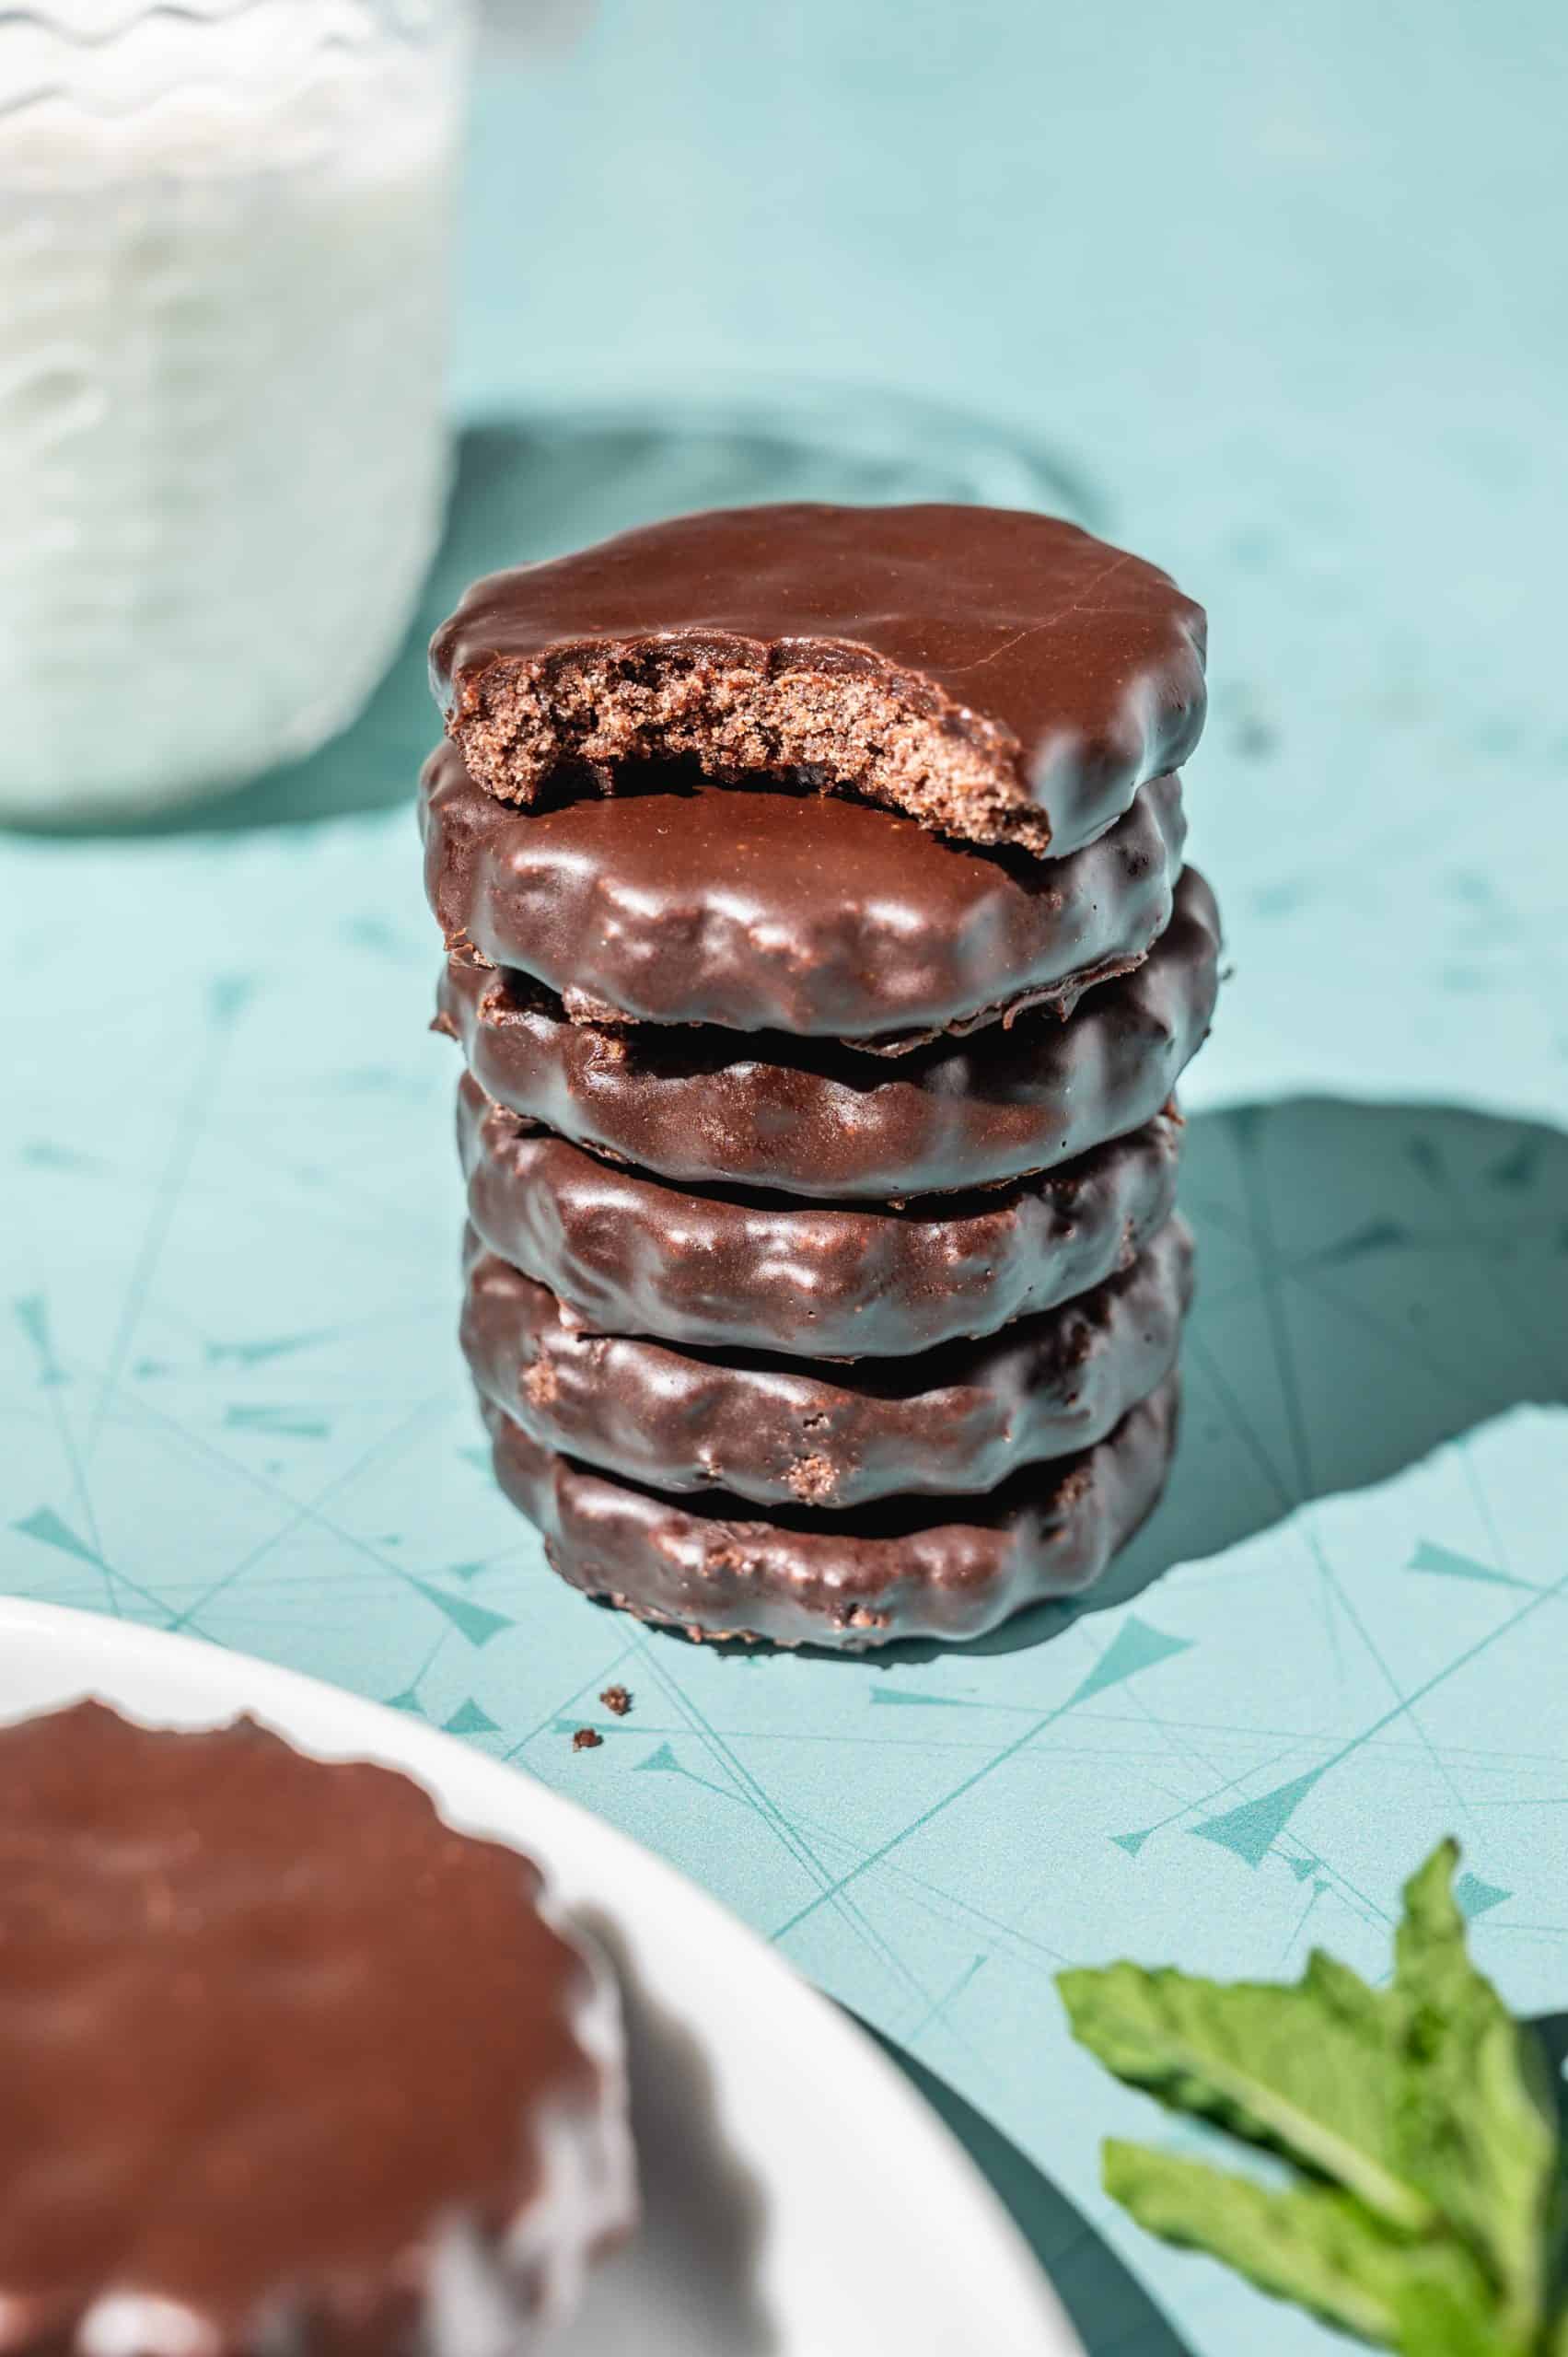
<box><xmin>4</xmin><ymin>6</ymin><xmax>1568</xmax><ymax>2351</ymax></box>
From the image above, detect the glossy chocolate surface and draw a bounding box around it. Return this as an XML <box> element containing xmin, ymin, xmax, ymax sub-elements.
<box><xmin>482</xmin><ymin>1372</ymin><xmax>1180</xmax><ymax>1648</ymax></box>
<box><xmin>459</xmin><ymin>1074</ymin><xmax>1184</xmax><ymax>1358</ymax></box>
<box><xmin>431</xmin><ymin>504</ymin><xmax>1205</xmax><ymax>856</ymax></box>
<box><xmin>436</xmin><ymin>866</ymin><xmax>1220</xmax><ymax>1201</ymax></box>
<box><xmin>422</xmin><ymin>747</ymin><xmax>1185</xmax><ymax>1044</ymax></box>
<box><xmin>464</xmin><ymin>1215</ymin><xmax>1191</xmax><ymax>1507</ymax></box>
<box><xmin>0</xmin><ymin>1702</ymin><xmax>627</xmax><ymax>2355</ymax></box>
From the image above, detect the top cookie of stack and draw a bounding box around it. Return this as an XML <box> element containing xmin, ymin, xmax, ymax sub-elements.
<box><xmin>424</xmin><ymin>503</ymin><xmax>1220</xmax><ymax>1648</ymax></box>
<box><xmin>431</xmin><ymin>501</ymin><xmax>1203</xmax><ymax>857</ymax></box>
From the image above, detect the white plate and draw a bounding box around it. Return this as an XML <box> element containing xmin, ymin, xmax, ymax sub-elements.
<box><xmin>0</xmin><ymin>1601</ymin><xmax>1080</xmax><ymax>2357</ymax></box>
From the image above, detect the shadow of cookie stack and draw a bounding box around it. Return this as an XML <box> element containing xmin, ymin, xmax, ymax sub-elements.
<box><xmin>423</xmin><ymin>504</ymin><xmax>1219</xmax><ymax>1649</ymax></box>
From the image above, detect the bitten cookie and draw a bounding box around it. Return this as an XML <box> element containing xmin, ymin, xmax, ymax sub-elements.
<box><xmin>431</xmin><ymin>502</ymin><xmax>1206</xmax><ymax>857</ymax></box>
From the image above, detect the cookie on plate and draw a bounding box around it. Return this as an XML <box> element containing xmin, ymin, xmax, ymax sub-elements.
<box><xmin>0</xmin><ymin>1701</ymin><xmax>635</xmax><ymax>2355</ymax></box>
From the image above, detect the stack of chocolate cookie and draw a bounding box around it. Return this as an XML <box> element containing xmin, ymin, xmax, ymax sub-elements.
<box><xmin>424</xmin><ymin>504</ymin><xmax>1219</xmax><ymax>1649</ymax></box>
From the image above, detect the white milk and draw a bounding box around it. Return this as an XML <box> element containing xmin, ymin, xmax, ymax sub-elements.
<box><xmin>0</xmin><ymin>2</ymin><xmax>468</xmax><ymax>819</ymax></box>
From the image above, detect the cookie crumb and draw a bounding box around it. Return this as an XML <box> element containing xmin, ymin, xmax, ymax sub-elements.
<box><xmin>786</xmin><ymin>1452</ymin><xmax>838</xmax><ymax>1504</ymax></box>
<box><xmin>571</xmin><ymin>1726</ymin><xmax>603</xmax><ymax>1752</ymax></box>
<box><xmin>598</xmin><ymin>1685</ymin><xmax>633</xmax><ymax>1718</ymax></box>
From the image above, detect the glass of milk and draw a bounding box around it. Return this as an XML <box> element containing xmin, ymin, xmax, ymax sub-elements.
<box><xmin>0</xmin><ymin>1</ymin><xmax>469</xmax><ymax>821</ymax></box>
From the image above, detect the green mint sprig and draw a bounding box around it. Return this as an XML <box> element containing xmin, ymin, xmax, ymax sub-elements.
<box><xmin>1059</xmin><ymin>1842</ymin><xmax>1564</xmax><ymax>2355</ymax></box>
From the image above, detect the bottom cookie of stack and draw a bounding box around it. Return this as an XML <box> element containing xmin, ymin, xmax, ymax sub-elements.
<box><xmin>478</xmin><ymin>1372</ymin><xmax>1180</xmax><ymax>1651</ymax></box>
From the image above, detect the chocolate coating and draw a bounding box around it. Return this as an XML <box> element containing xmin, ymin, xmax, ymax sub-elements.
<box><xmin>482</xmin><ymin>1372</ymin><xmax>1180</xmax><ymax>1648</ymax></box>
<box><xmin>464</xmin><ymin>1216</ymin><xmax>1191</xmax><ymax>1508</ymax></box>
<box><xmin>0</xmin><ymin>1702</ymin><xmax>633</xmax><ymax>2356</ymax></box>
<box><xmin>430</xmin><ymin>504</ymin><xmax>1206</xmax><ymax>859</ymax></box>
<box><xmin>421</xmin><ymin>747</ymin><xmax>1186</xmax><ymax>1045</ymax></box>
<box><xmin>436</xmin><ymin>865</ymin><xmax>1220</xmax><ymax>1201</ymax></box>
<box><xmin>459</xmin><ymin>1074</ymin><xmax>1184</xmax><ymax>1359</ymax></box>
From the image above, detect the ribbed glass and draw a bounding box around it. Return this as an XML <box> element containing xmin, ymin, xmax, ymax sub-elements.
<box><xmin>0</xmin><ymin>2</ymin><xmax>469</xmax><ymax>818</ymax></box>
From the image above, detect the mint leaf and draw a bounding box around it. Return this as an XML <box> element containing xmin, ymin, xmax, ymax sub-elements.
<box><xmin>1103</xmin><ymin>2142</ymin><xmax>1495</xmax><ymax>2349</ymax></box>
<box><xmin>1060</xmin><ymin>1950</ymin><xmax>1437</xmax><ymax>2230</ymax></box>
<box><xmin>1394</xmin><ymin>2276</ymin><xmax>1538</xmax><ymax>2357</ymax></box>
<box><xmin>1392</xmin><ymin>1841</ymin><xmax>1560</xmax><ymax>2343</ymax></box>
<box><xmin>1063</xmin><ymin>1840</ymin><xmax>1568</xmax><ymax>2353</ymax></box>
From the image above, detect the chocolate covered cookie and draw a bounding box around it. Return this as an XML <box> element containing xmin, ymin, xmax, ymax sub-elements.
<box><xmin>482</xmin><ymin>1371</ymin><xmax>1180</xmax><ymax>1648</ymax></box>
<box><xmin>436</xmin><ymin>865</ymin><xmax>1220</xmax><ymax>1201</ymax></box>
<box><xmin>464</xmin><ymin>1215</ymin><xmax>1191</xmax><ymax>1507</ymax></box>
<box><xmin>0</xmin><ymin>1701</ymin><xmax>635</xmax><ymax>2355</ymax></box>
<box><xmin>431</xmin><ymin>503</ymin><xmax>1206</xmax><ymax>858</ymax></box>
<box><xmin>459</xmin><ymin>1074</ymin><xmax>1184</xmax><ymax>1359</ymax></box>
<box><xmin>422</xmin><ymin>747</ymin><xmax>1186</xmax><ymax>1045</ymax></box>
